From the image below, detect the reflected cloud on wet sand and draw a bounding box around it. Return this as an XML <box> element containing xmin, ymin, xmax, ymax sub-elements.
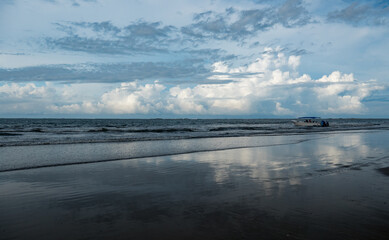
<box><xmin>1</xmin><ymin>131</ymin><xmax>389</xmax><ymax>239</ymax></box>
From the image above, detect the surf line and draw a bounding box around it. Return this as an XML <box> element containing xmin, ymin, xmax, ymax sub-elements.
<box><xmin>0</xmin><ymin>138</ymin><xmax>323</xmax><ymax>173</ymax></box>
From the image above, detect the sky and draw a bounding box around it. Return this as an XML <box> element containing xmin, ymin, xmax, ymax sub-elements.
<box><xmin>0</xmin><ymin>0</ymin><xmax>388</xmax><ymax>118</ymax></box>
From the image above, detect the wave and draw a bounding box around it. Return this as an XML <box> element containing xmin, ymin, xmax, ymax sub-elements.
<box><xmin>87</xmin><ymin>127</ymin><xmax>195</xmax><ymax>133</ymax></box>
<box><xmin>209</xmin><ymin>126</ymin><xmax>268</xmax><ymax>131</ymax></box>
<box><xmin>0</xmin><ymin>132</ymin><xmax>23</xmax><ymax>136</ymax></box>
<box><xmin>0</xmin><ymin>128</ymin><xmax>44</xmax><ymax>133</ymax></box>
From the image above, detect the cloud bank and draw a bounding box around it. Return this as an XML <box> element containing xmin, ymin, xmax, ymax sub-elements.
<box><xmin>1</xmin><ymin>49</ymin><xmax>385</xmax><ymax>117</ymax></box>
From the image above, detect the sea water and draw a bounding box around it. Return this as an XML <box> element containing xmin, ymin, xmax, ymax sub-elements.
<box><xmin>1</xmin><ymin>118</ymin><xmax>388</xmax><ymax>147</ymax></box>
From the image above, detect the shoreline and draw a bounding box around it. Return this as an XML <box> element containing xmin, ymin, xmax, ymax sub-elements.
<box><xmin>0</xmin><ymin>132</ymin><xmax>323</xmax><ymax>172</ymax></box>
<box><xmin>1</xmin><ymin>130</ymin><xmax>387</xmax><ymax>173</ymax></box>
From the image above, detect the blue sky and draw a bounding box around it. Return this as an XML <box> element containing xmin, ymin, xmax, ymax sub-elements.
<box><xmin>0</xmin><ymin>0</ymin><xmax>388</xmax><ymax>118</ymax></box>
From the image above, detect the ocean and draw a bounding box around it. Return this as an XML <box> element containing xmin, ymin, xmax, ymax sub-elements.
<box><xmin>1</xmin><ymin>118</ymin><xmax>388</xmax><ymax>147</ymax></box>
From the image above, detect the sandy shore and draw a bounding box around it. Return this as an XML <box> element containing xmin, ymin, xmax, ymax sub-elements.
<box><xmin>1</xmin><ymin>130</ymin><xmax>389</xmax><ymax>239</ymax></box>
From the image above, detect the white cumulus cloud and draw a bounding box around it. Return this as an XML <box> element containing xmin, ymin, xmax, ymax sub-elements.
<box><xmin>0</xmin><ymin>48</ymin><xmax>385</xmax><ymax>117</ymax></box>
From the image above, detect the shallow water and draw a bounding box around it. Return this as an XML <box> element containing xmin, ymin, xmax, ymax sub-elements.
<box><xmin>0</xmin><ymin>133</ymin><xmax>316</xmax><ymax>172</ymax></box>
<box><xmin>1</xmin><ymin>131</ymin><xmax>389</xmax><ymax>239</ymax></box>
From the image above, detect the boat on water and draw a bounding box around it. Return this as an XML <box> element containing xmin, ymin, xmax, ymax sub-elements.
<box><xmin>292</xmin><ymin>117</ymin><xmax>329</xmax><ymax>127</ymax></box>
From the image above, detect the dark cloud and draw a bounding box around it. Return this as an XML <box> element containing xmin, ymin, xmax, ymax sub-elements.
<box><xmin>193</xmin><ymin>11</ymin><xmax>214</xmax><ymax>21</ymax></box>
<box><xmin>122</xmin><ymin>22</ymin><xmax>176</xmax><ymax>46</ymax></box>
<box><xmin>288</xmin><ymin>48</ymin><xmax>308</xmax><ymax>56</ymax></box>
<box><xmin>46</xmin><ymin>20</ymin><xmax>237</xmax><ymax>66</ymax></box>
<box><xmin>46</xmin><ymin>1</ymin><xmax>312</xmax><ymax>54</ymax></box>
<box><xmin>182</xmin><ymin>0</ymin><xmax>312</xmax><ymax>41</ymax></box>
<box><xmin>277</xmin><ymin>0</ymin><xmax>312</xmax><ymax>27</ymax></box>
<box><xmin>0</xmin><ymin>61</ymin><xmax>210</xmax><ymax>84</ymax></box>
<box><xmin>231</xmin><ymin>9</ymin><xmax>275</xmax><ymax>35</ymax></box>
<box><xmin>73</xmin><ymin>21</ymin><xmax>121</xmax><ymax>34</ymax></box>
<box><xmin>47</xmin><ymin>21</ymin><xmax>176</xmax><ymax>54</ymax></box>
<box><xmin>327</xmin><ymin>2</ymin><xmax>389</xmax><ymax>26</ymax></box>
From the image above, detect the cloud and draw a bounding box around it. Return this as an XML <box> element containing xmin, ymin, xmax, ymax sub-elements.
<box><xmin>168</xmin><ymin>49</ymin><xmax>382</xmax><ymax>116</ymax></box>
<box><xmin>45</xmin><ymin>1</ymin><xmax>312</xmax><ymax>55</ymax></box>
<box><xmin>0</xmin><ymin>61</ymin><xmax>210</xmax><ymax>83</ymax></box>
<box><xmin>277</xmin><ymin>0</ymin><xmax>312</xmax><ymax>27</ymax></box>
<box><xmin>46</xmin><ymin>21</ymin><xmax>177</xmax><ymax>54</ymax></box>
<box><xmin>42</xmin><ymin>19</ymin><xmax>236</xmax><ymax>70</ymax></box>
<box><xmin>0</xmin><ymin>83</ymin><xmax>55</xmax><ymax>100</ymax></box>
<box><xmin>104</xmin><ymin>49</ymin><xmax>385</xmax><ymax>116</ymax></box>
<box><xmin>2</xmin><ymin>48</ymin><xmax>384</xmax><ymax>116</ymax></box>
<box><xmin>46</xmin><ymin>81</ymin><xmax>168</xmax><ymax>114</ymax></box>
<box><xmin>273</xmin><ymin>102</ymin><xmax>293</xmax><ymax>115</ymax></box>
<box><xmin>316</xmin><ymin>71</ymin><xmax>354</xmax><ymax>83</ymax></box>
<box><xmin>327</xmin><ymin>2</ymin><xmax>389</xmax><ymax>26</ymax></box>
<box><xmin>182</xmin><ymin>0</ymin><xmax>312</xmax><ymax>41</ymax></box>
<box><xmin>0</xmin><ymin>82</ymin><xmax>57</xmax><ymax>114</ymax></box>
<box><xmin>100</xmin><ymin>82</ymin><xmax>166</xmax><ymax>114</ymax></box>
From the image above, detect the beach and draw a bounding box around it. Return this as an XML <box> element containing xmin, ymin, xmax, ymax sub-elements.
<box><xmin>1</xmin><ymin>129</ymin><xmax>389</xmax><ymax>239</ymax></box>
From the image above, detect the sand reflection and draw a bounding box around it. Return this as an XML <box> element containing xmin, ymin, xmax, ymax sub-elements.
<box><xmin>169</xmin><ymin>131</ymin><xmax>386</xmax><ymax>197</ymax></box>
<box><xmin>1</xmin><ymin>131</ymin><xmax>389</xmax><ymax>240</ymax></box>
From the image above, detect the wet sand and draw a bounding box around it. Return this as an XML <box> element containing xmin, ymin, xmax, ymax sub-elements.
<box><xmin>1</xmin><ymin>130</ymin><xmax>389</xmax><ymax>239</ymax></box>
